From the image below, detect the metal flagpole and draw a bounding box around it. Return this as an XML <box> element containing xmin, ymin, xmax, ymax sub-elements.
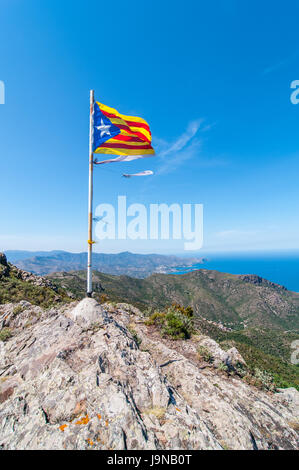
<box><xmin>87</xmin><ymin>89</ymin><xmax>94</xmax><ymax>297</ymax></box>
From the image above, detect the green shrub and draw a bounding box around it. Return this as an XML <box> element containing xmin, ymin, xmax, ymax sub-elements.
<box><xmin>0</xmin><ymin>328</ymin><xmax>12</xmax><ymax>342</ymax></box>
<box><xmin>143</xmin><ymin>306</ymin><xmax>155</xmax><ymax>317</ymax></box>
<box><xmin>128</xmin><ymin>326</ymin><xmax>142</xmax><ymax>347</ymax></box>
<box><xmin>13</xmin><ymin>304</ymin><xmax>25</xmax><ymax>316</ymax></box>
<box><xmin>253</xmin><ymin>367</ymin><xmax>275</xmax><ymax>391</ymax></box>
<box><xmin>99</xmin><ymin>294</ymin><xmax>109</xmax><ymax>303</ymax></box>
<box><xmin>234</xmin><ymin>363</ymin><xmax>247</xmax><ymax>378</ymax></box>
<box><xmin>197</xmin><ymin>345</ymin><xmax>214</xmax><ymax>363</ymax></box>
<box><xmin>171</xmin><ymin>303</ymin><xmax>194</xmax><ymax>318</ymax></box>
<box><xmin>146</xmin><ymin>305</ymin><xmax>194</xmax><ymax>340</ymax></box>
<box><xmin>217</xmin><ymin>362</ymin><xmax>229</xmax><ymax>372</ymax></box>
<box><xmin>145</xmin><ymin>312</ymin><xmax>166</xmax><ymax>326</ymax></box>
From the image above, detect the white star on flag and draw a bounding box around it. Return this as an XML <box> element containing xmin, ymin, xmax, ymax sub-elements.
<box><xmin>96</xmin><ymin>118</ymin><xmax>111</xmax><ymax>138</ymax></box>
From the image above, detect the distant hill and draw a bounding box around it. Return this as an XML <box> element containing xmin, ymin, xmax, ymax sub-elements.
<box><xmin>5</xmin><ymin>250</ymin><xmax>204</xmax><ymax>277</ymax></box>
<box><xmin>0</xmin><ymin>253</ymin><xmax>72</xmax><ymax>308</ymax></box>
<box><xmin>48</xmin><ymin>269</ymin><xmax>299</xmax><ymax>331</ymax></box>
<box><xmin>4</xmin><ymin>250</ymin><xmax>68</xmax><ymax>263</ymax></box>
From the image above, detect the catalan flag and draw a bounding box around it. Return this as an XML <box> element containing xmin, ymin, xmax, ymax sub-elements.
<box><xmin>93</xmin><ymin>102</ymin><xmax>155</xmax><ymax>162</ymax></box>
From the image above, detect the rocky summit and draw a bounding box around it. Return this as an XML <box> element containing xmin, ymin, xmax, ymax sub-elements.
<box><xmin>0</xmin><ymin>298</ymin><xmax>298</xmax><ymax>450</ymax></box>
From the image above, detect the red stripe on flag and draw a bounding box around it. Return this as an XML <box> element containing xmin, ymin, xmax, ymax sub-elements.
<box><xmin>115</xmin><ymin>125</ymin><xmax>150</xmax><ymax>142</ymax></box>
<box><xmin>100</xmin><ymin>108</ymin><xmax>150</xmax><ymax>132</ymax></box>
<box><xmin>101</xmin><ymin>142</ymin><xmax>153</xmax><ymax>150</ymax></box>
<box><xmin>112</xmin><ymin>134</ymin><xmax>146</xmax><ymax>143</ymax></box>
<box><xmin>125</xmin><ymin>120</ymin><xmax>151</xmax><ymax>132</ymax></box>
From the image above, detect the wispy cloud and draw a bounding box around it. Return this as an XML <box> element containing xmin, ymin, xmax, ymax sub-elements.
<box><xmin>215</xmin><ymin>229</ymin><xmax>261</xmax><ymax>239</ymax></box>
<box><xmin>153</xmin><ymin>119</ymin><xmax>226</xmax><ymax>175</ymax></box>
<box><xmin>159</xmin><ymin>119</ymin><xmax>203</xmax><ymax>157</ymax></box>
<box><xmin>262</xmin><ymin>50</ymin><xmax>299</xmax><ymax>76</ymax></box>
<box><xmin>154</xmin><ymin>119</ymin><xmax>204</xmax><ymax>175</ymax></box>
<box><xmin>158</xmin><ymin>138</ymin><xmax>202</xmax><ymax>175</ymax></box>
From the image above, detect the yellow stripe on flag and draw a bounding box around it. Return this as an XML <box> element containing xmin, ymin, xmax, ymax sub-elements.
<box><xmin>93</xmin><ymin>147</ymin><xmax>155</xmax><ymax>156</ymax></box>
<box><xmin>98</xmin><ymin>102</ymin><xmax>149</xmax><ymax>126</ymax></box>
<box><xmin>108</xmin><ymin>117</ymin><xmax>151</xmax><ymax>142</ymax></box>
<box><xmin>108</xmin><ymin>138</ymin><xmax>151</xmax><ymax>146</ymax></box>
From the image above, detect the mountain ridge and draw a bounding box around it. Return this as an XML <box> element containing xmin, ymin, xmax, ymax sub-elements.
<box><xmin>5</xmin><ymin>250</ymin><xmax>204</xmax><ymax>277</ymax></box>
<box><xmin>48</xmin><ymin>268</ymin><xmax>299</xmax><ymax>331</ymax></box>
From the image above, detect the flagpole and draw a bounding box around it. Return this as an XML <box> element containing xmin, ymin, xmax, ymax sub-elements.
<box><xmin>87</xmin><ymin>89</ymin><xmax>94</xmax><ymax>297</ymax></box>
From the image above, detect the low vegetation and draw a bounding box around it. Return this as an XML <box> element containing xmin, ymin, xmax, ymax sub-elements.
<box><xmin>217</xmin><ymin>362</ymin><xmax>229</xmax><ymax>373</ymax></box>
<box><xmin>143</xmin><ymin>407</ymin><xmax>166</xmax><ymax>422</ymax></box>
<box><xmin>195</xmin><ymin>318</ymin><xmax>299</xmax><ymax>390</ymax></box>
<box><xmin>13</xmin><ymin>304</ymin><xmax>25</xmax><ymax>316</ymax></box>
<box><xmin>143</xmin><ymin>303</ymin><xmax>298</xmax><ymax>390</ymax></box>
<box><xmin>146</xmin><ymin>304</ymin><xmax>194</xmax><ymax>339</ymax></box>
<box><xmin>128</xmin><ymin>325</ymin><xmax>142</xmax><ymax>347</ymax></box>
<box><xmin>0</xmin><ymin>270</ymin><xmax>72</xmax><ymax>308</ymax></box>
<box><xmin>0</xmin><ymin>327</ymin><xmax>13</xmax><ymax>342</ymax></box>
<box><xmin>244</xmin><ymin>368</ymin><xmax>276</xmax><ymax>392</ymax></box>
<box><xmin>197</xmin><ymin>345</ymin><xmax>214</xmax><ymax>363</ymax></box>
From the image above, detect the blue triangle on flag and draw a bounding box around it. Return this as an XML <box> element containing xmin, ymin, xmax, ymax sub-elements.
<box><xmin>93</xmin><ymin>102</ymin><xmax>120</xmax><ymax>151</ymax></box>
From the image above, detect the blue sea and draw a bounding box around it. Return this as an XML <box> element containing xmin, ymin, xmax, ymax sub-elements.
<box><xmin>170</xmin><ymin>251</ymin><xmax>299</xmax><ymax>293</ymax></box>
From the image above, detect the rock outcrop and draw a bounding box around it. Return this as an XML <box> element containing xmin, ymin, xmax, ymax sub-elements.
<box><xmin>0</xmin><ymin>253</ymin><xmax>8</xmax><ymax>267</ymax></box>
<box><xmin>0</xmin><ymin>299</ymin><xmax>298</xmax><ymax>450</ymax></box>
<box><xmin>0</xmin><ymin>253</ymin><xmax>9</xmax><ymax>278</ymax></box>
<box><xmin>238</xmin><ymin>274</ymin><xmax>287</xmax><ymax>291</ymax></box>
<box><xmin>0</xmin><ymin>252</ymin><xmax>56</xmax><ymax>290</ymax></box>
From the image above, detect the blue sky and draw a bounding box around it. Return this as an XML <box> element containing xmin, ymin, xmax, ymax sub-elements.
<box><xmin>0</xmin><ymin>0</ymin><xmax>299</xmax><ymax>254</ymax></box>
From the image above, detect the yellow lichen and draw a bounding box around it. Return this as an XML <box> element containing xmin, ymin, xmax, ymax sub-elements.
<box><xmin>144</xmin><ymin>407</ymin><xmax>166</xmax><ymax>420</ymax></box>
<box><xmin>75</xmin><ymin>414</ymin><xmax>90</xmax><ymax>425</ymax></box>
<box><xmin>288</xmin><ymin>420</ymin><xmax>299</xmax><ymax>431</ymax></box>
<box><xmin>59</xmin><ymin>424</ymin><xmax>68</xmax><ymax>432</ymax></box>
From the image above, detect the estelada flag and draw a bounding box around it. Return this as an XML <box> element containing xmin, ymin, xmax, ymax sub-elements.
<box><xmin>93</xmin><ymin>102</ymin><xmax>155</xmax><ymax>162</ymax></box>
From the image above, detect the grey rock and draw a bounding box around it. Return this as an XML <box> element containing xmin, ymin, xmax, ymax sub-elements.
<box><xmin>195</xmin><ymin>336</ymin><xmax>246</xmax><ymax>368</ymax></box>
<box><xmin>0</xmin><ymin>300</ymin><xmax>298</xmax><ymax>450</ymax></box>
<box><xmin>0</xmin><ymin>253</ymin><xmax>8</xmax><ymax>266</ymax></box>
<box><xmin>66</xmin><ymin>298</ymin><xmax>103</xmax><ymax>328</ymax></box>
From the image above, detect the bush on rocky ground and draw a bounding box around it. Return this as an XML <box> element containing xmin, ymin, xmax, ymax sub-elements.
<box><xmin>0</xmin><ymin>327</ymin><xmax>12</xmax><ymax>342</ymax></box>
<box><xmin>146</xmin><ymin>304</ymin><xmax>194</xmax><ymax>339</ymax></box>
<box><xmin>197</xmin><ymin>345</ymin><xmax>214</xmax><ymax>363</ymax></box>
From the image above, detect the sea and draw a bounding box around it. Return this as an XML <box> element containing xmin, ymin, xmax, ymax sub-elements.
<box><xmin>169</xmin><ymin>251</ymin><xmax>299</xmax><ymax>293</ymax></box>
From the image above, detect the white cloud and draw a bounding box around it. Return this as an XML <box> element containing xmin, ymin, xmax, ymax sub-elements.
<box><xmin>158</xmin><ymin>138</ymin><xmax>202</xmax><ymax>175</ymax></box>
<box><xmin>160</xmin><ymin>119</ymin><xmax>203</xmax><ymax>157</ymax></box>
<box><xmin>154</xmin><ymin>119</ymin><xmax>204</xmax><ymax>175</ymax></box>
<box><xmin>262</xmin><ymin>50</ymin><xmax>299</xmax><ymax>75</ymax></box>
<box><xmin>153</xmin><ymin>119</ymin><xmax>227</xmax><ymax>175</ymax></box>
<box><xmin>215</xmin><ymin>229</ymin><xmax>260</xmax><ymax>239</ymax></box>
